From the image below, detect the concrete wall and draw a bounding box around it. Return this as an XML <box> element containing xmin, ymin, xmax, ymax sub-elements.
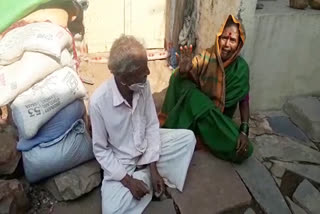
<box><xmin>165</xmin><ymin>0</ymin><xmax>187</xmax><ymax>49</ymax></box>
<box><xmin>244</xmin><ymin>1</ymin><xmax>320</xmax><ymax>110</ymax></box>
<box><xmin>192</xmin><ymin>0</ymin><xmax>320</xmax><ymax>111</ymax></box>
<box><xmin>194</xmin><ymin>0</ymin><xmax>241</xmax><ymax>53</ymax></box>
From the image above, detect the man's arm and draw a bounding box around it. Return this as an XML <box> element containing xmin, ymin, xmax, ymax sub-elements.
<box><xmin>136</xmin><ymin>82</ymin><xmax>165</xmax><ymax>195</ymax></box>
<box><xmin>90</xmin><ymin>102</ymin><xmax>150</xmax><ymax>200</ymax></box>
<box><xmin>137</xmin><ymin>82</ymin><xmax>161</xmax><ymax>165</ymax></box>
<box><xmin>89</xmin><ymin>103</ymin><xmax>127</xmax><ymax>181</ymax></box>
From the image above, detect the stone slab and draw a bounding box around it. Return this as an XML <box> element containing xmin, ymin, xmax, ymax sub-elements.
<box><xmin>254</xmin><ymin>135</ymin><xmax>320</xmax><ymax>164</ymax></box>
<box><xmin>143</xmin><ymin>199</ymin><xmax>176</xmax><ymax>214</ymax></box>
<box><xmin>233</xmin><ymin>157</ymin><xmax>291</xmax><ymax>214</ymax></box>
<box><xmin>45</xmin><ymin>160</ymin><xmax>102</xmax><ymax>201</ymax></box>
<box><xmin>267</xmin><ymin>116</ymin><xmax>317</xmax><ymax>149</ymax></box>
<box><xmin>293</xmin><ymin>179</ymin><xmax>320</xmax><ymax>214</ymax></box>
<box><xmin>271</xmin><ymin>160</ymin><xmax>320</xmax><ymax>185</ymax></box>
<box><xmin>286</xmin><ymin>196</ymin><xmax>307</xmax><ymax>214</ymax></box>
<box><xmin>168</xmin><ymin>151</ymin><xmax>251</xmax><ymax>214</ymax></box>
<box><xmin>52</xmin><ymin>187</ymin><xmax>101</xmax><ymax>214</ymax></box>
<box><xmin>284</xmin><ymin>96</ymin><xmax>320</xmax><ymax>142</ymax></box>
<box><xmin>274</xmin><ymin>177</ymin><xmax>282</xmax><ymax>187</ymax></box>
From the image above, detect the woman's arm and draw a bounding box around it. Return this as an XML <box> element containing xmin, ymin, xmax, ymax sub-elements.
<box><xmin>239</xmin><ymin>95</ymin><xmax>250</xmax><ymax>124</ymax></box>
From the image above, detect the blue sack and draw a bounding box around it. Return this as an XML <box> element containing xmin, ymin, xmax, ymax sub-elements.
<box><xmin>22</xmin><ymin>119</ymin><xmax>94</xmax><ymax>183</ymax></box>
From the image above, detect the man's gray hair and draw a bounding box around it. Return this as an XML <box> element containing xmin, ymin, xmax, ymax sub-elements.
<box><xmin>108</xmin><ymin>35</ymin><xmax>146</xmax><ymax>75</ymax></box>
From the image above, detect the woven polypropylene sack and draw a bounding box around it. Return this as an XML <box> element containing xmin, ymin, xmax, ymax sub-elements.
<box><xmin>0</xmin><ymin>22</ymin><xmax>72</xmax><ymax>65</ymax></box>
<box><xmin>11</xmin><ymin>67</ymin><xmax>87</xmax><ymax>139</ymax></box>
<box><xmin>17</xmin><ymin>99</ymin><xmax>85</xmax><ymax>151</ymax></box>
<box><xmin>0</xmin><ymin>51</ymin><xmax>63</xmax><ymax>106</ymax></box>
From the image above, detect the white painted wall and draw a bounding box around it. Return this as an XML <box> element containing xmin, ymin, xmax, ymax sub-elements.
<box><xmin>84</xmin><ymin>0</ymin><xmax>124</xmax><ymax>53</ymax></box>
<box><xmin>84</xmin><ymin>0</ymin><xmax>166</xmax><ymax>53</ymax></box>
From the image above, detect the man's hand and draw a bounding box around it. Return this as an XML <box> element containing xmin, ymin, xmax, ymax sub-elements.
<box><xmin>121</xmin><ymin>174</ymin><xmax>149</xmax><ymax>200</ymax></box>
<box><xmin>176</xmin><ymin>45</ymin><xmax>193</xmax><ymax>76</ymax></box>
<box><xmin>150</xmin><ymin>163</ymin><xmax>165</xmax><ymax>197</ymax></box>
<box><xmin>236</xmin><ymin>133</ymin><xmax>249</xmax><ymax>158</ymax></box>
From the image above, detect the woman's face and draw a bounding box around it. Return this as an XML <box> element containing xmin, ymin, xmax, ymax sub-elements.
<box><xmin>219</xmin><ymin>25</ymin><xmax>240</xmax><ymax>61</ymax></box>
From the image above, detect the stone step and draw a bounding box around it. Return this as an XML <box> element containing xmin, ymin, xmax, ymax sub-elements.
<box><xmin>168</xmin><ymin>151</ymin><xmax>251</xmax><ymax>214</ymax></box>
<box><xmin>254</xmin><ymin>135</ymin><xmax>320</xmax><ymax>164</ymax></box>
<box><xmin>233</xmin><ymin>157</ymin><xmax>291</xmax><ymax>214</ymax></box>
<box><xmin>143</xmin><ymin>199</ymin><xmax>176</xmax><ymax>214</ymax></box>
<box><xmin>293</xmin><ymin>179</ymin><xmax>320</xmax><ymax>214</ymax></box>
<box><xmin>284</xmin><ymin>96</ymin><xmax>320</xmax><ymax>143</ymax></box>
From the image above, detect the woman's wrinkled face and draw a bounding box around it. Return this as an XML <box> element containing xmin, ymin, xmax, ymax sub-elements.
<box><xmin>219</xmin><ymin>25</ymin><xmax>240</xmax><ymax>62</ymax></box>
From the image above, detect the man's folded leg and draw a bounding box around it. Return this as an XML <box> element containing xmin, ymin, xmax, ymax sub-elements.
<box><xmin>101</xmin><ymin>167</ymin><xmax>153</xmax><ymax>214</ymax></box>
<box><xmin>157</xmin><ymin>128</ymin><xmax>196</xmax><ymax>191</ymax></box>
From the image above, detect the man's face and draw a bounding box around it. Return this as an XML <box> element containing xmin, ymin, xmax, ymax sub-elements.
<box><xmin>219</xmin><ymin>25</ymin><xmax>240</xmax><ymax>62</ymax></box>
<box><xmin>120</xmin><ymin>54</ymin><xmax>150</xmax><ymax>86</ymax></box>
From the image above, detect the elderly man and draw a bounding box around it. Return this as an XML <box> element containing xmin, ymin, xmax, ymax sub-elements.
<box><xmin>89</xmin><ymin>35</ymin><xmax>196</xmax><ymax>214</ymax></box>
<box><xmin>159</xmin><ymin>15</ymin><xmax>253</xmax><ymax>163</ymax></box>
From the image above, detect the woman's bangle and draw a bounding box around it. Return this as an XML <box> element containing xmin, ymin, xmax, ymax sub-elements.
<box><xmin>240</xmin><ymin>122</ymin><xmax>249</xmax><ymax>135</ymax></box>
<box><xmin>240</xmin><ymin>131</ymin><xmax>248</xmax><ymax>136</ymax></box>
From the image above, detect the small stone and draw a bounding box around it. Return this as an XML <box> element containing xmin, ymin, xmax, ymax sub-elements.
<box><xmin>249</xmin><ymin>117</ymin><xmax>273</xmax><ymax>138</ymax></box>
<box><xmin>263</xmin><ymin>161</ymin><xmax>272</xmax><ymax>169</ymax></box>
<box><xmin>244</xmin><ymin>208</ymin><xmax>256</xmax><ymax>214</ymax></box>
<box><xmin>270</xmin><ymin>163</ymin><xmax>286</xmax><ymax>178</ymax></box>
<box><xmin>271</xmin><ymin>160</ymin><xmax>320</xmax><ymax>185</ymax></box>
<box><xmin>293</xmin><ymin>179</ymin><xmax>320</xmax><ymax>214</ymax></box>
<box><xmin>0</xmin><ymin>132</ymin><xmax>21</xmax><ymax>175</ymax></box>
<box><xmin>255</xmin><ymin>135</ymin><xmax>320</xmax><ymax>164</ymax></box>
<box><xmin>0</xmin><ymin>179</ymin><xmax>29</xmax><ymax>214</ymax></box>
<box><xmin>286</xmin><ymin>196</ymin><xmax>307</xmax><ymax>214</ymax></box>
<box><xmin>44</xmin><ymin>160</ymin><xmax>101</xmax><ymax>201</ymax></box>
<box><xmin>233</xmin><ymin>157</ymin><xmax>291</xmax><ymax>214</ymax></box>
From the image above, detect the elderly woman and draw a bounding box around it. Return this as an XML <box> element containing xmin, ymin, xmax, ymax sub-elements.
<box><xmin>159</xmin><ymin>15</ymin><xmax>253</xmax><ymax>163</ymax></box>
<box><xmin>90</xmin><ymin>35</ymin><xmax>195</xmax><ymax>214</ymax></box>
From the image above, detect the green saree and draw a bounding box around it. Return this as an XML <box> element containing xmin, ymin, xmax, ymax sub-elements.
<box><xmin>160</xmin><ymin>56</ymin><xmax>253</xmax><ymax>163</ymax></box>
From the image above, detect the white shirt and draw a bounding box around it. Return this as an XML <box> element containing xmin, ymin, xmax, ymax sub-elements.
<box><xmin>89</xmin><ymin>77</ymin><xmax>161</xmax><ymax>181</ymax></box>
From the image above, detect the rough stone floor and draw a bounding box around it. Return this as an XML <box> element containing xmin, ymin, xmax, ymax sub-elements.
<box><xmin>1</xmin><ymin>60</ymin><xmax>320</xmax><ymax>214</ymax></box>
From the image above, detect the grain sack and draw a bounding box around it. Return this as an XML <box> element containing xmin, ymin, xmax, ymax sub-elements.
<box><xmin>17</xmin><ymin>99</ymin><xmax>85</xmax><ymax>151</ymax></box>
<box><xmin>11</xmin><ymin>67</ymin><xmax>87</xmax><ymax>139</ymax></box>
<box><xmin>22</xmin><ymin>119</ymin><xmax>94</xmax><ymax>183</ymax></box>
<box><xmin>0</xmin><ymin>22</ymin><xmax>72</xmax><ymax>65</ymax></box>
<box><xmin>0</xmin><ymin>51</ymin><xmax>62</xmax><ymax>106</ymax></box>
